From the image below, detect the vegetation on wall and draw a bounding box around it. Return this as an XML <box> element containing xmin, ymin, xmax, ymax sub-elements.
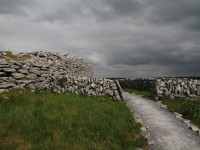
<box><xmin>58</xmin><ymin>77</ymin><xmax>68</xmax><ymax>87</ymax></box>
<box><xmin>6</xmin><ymin>51</ymin><xmax>31</xmax><ymax>61</ymax></box>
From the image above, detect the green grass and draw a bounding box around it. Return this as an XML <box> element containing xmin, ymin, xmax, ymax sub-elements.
<box><xmin>0</xmin><ymin>89</ymin><xmax>146</xmax><ymax>150</ymax></box>
<box><xmin>122</xmin><ymin>88</ymin><xmax>151</xmax><ymax>98</ymax></box>
<box><xmin>58</xmin><ymin>78</ymin><xmax>68</xmax><ymax>87</ymax></box>
<box><xmin>159</xmin><ymin>96</ymin><xmax>200</xmax><ymax>128</ymax></box>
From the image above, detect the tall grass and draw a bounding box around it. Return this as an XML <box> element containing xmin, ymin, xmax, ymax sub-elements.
<box><xmin>0</xmin><ymin>89</ymin><xmax>146</xmax><ymax>150</ymax></box>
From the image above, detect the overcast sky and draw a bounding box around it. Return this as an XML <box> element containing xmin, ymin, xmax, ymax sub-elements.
<box><xmin>0</xmin><ymin>0</ymin><xmax>200</xmax><ymax>78</ymax></box>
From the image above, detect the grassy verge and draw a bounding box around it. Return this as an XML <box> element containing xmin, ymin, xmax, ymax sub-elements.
<box><xmin>0</xmin><ymin>89</ymin><xmax>146</xmax><ymax>150</ymax></box>
<box><xmin>159</xmin><ymin>96</ymin><xmax>200</xmax><ymax>128</ymax></box>
<box><xmin>122</xmin><ymin>88</ymin><xmax>151</xmax><ymax>98</ymax></box>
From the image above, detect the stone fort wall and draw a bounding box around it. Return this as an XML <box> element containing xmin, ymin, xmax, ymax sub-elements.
<box><xmin>0</xmin><ymin>51</ymin><xmax>123</xmax><ymax>100</ymax></box>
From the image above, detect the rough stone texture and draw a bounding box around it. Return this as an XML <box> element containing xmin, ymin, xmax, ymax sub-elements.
<box><xmin>50</xmin><ymin>76</ymin><xmax>122</xmax><ymax>100</ymax></box>
<box><xmin>0</xmin><ymin>51</ymin><xmax>123</xmax><ymax>100</ymax></box>
<box><xmin>118</xmin><ymin>78</ymin><xmax>200</xmax><ymax>100</ymax></box>
<box><xmin>155</xmin><ymin>78</ymin><xmax>200</xmax><ymax>100</ymax></box>
<box><xmin>0</xmin><ymin>59</ymin><xmax>8</xmax><ymax>65</ymax></box>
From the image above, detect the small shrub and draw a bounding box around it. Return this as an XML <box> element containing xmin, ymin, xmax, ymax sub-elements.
<box><xmin>59</xmin><ymin>77</ymin><xmax>68</xmax><ymax>87</ymax></box>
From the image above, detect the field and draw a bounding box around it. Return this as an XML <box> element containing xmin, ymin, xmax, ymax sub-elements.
<box><xmin>0</xmin><ymin>89</ymin><xmax>146</xmax><ymax>150</ymax></box>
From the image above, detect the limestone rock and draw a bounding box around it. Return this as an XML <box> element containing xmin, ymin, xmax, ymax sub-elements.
<box><xmin>13</xmin><ymin>61</ymin><xmax>23</xmax><ymax>66</ymax></box>
<box><xmin>3</xmin><ymin>68</ymin><xmax>16</xmax><ymax>72</ymax></box>
<box><xmin>11</xmin><ymin>65</ymin><xmax>19</xmax><ymax>69</ymax></box>
<box><xmin>106</xmin><ymin>90</ymin><xmax>113</xmax><ymax>96</ymax></box>
<box><xmin>0</xmin><ymin>59</ymin><xmax>8</xmax><ymax>65</ymax></box>
<box><xmin>26</xmin><ymin>74</ymin><xmax>37</xmax><ymax>79</ymax></box>
<box><xmin>0</xmin><ymin>89</ymin><xmax>6</xmax><ymax>93</ymax></box>
<box><xmin>0</xmin><ymin>72</ymin><xmax>6</xmax><ymax>76</ymax></box>
<box><xmin>91</xmin><ymin>83</ymin><xmax>96</xmax><ymax>89</ymax></box>
<box><xmin>0</xmin><ymin>83</ymin><xmax>15</xmax><ymax>89</ymax></box>
<box><xmin>11</xmin><ymin>73</ymin><xmax>25</xmax><ymax>79</ymax></box>
<box><xmin>0</xmin><ymin>65</ymin><xmax>9</xmax><ymax>68</ymax></box>
<box><xmin>29</xmin><ymin>68</ymin><xmax>41</xmax><ymax>75</ymax></box>
<box><xmin>19</xmin><ymin>69</ymin><xmax>29</xmax><ymax>74</ymax></box>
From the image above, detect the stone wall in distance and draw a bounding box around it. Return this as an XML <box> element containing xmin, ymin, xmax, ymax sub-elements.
<box><xmin>118</xmin><ymin>78</ymin><xmax>200</xmax><ymax>100</ymax></box>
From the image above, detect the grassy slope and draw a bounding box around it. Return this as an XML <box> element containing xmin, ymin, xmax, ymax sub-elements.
<box><xmin>159</xmin><ymin>96</ymin><xmax>200</xmax><ymax>128</ymax></box>
<box><xmin>122</xmin><ymin>88</ymin><xmax>151</xmax><ymax>98</ymax></box>
<box><xmin>0</xmin><ymin>89</ymin><xmax>146</xmax><ymax>150</ymax></box>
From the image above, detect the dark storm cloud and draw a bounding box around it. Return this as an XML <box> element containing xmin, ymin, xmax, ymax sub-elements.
<box><xmin>31</xmin><ymin>0</ymin><xmax>144</xmax><ymax>23</ymax></box>
<box><xmin>107</xmin><ymin>45</ymin><xmax>200</xmax><ymax>66</ymax></box>
<box><xmin>146</xmin><ymin>0</ymin><xmax>200</xmax><ymax>23</ymax></box>
<box><xmin>0</xmin><ymin>0</ymin><xmax>36</xmax><ymax>16</ymax></box>
<box><xmin>0</xmin><ymin>0</ymin><xmax>200</xmax><ymax>77</ymax></box>
<box><xmin>31</xmin><ymin>0</ymin><xmax>200</xmax><ymax>29</ymax></box>
<box><xmin>101</xmin><ymin>0</ymin><xmax>142</xmax><ymax>16</ymax></box>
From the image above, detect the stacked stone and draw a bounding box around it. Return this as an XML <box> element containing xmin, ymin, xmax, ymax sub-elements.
<box><xmin>51</xmin><ymin>76</ymin><xmax>121</xmax><ymax>100</ymax></box>
<box><xmin>118</xmin><ymin>78</ymin><xmax>200</xmax><ymax>100</ymax></box>
<box><xmin>0</xmin><ymin>51</ymin><xmax>122</xmax><ymax>100</ymax></box>
<box><xmin>156</xmin><ymin>78</ymin><xmax>200</xmax><ymax>99</ymax></box>
<box><xmin>25</xmin><ymin>51</ymin><xmax>94</xmax><ymax>78</ymax></box>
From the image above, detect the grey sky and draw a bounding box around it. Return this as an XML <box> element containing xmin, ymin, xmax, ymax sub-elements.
<box><xmin>0</xmin><ymin>0</ymin><xmax>200</xmax><ymax>77</ymax></box>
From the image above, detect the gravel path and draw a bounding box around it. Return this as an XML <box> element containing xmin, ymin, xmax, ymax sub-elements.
<box><xmin>123</xmin><ymin>92</ymin><xmax>200</xmax><ymax>150</ymax></box>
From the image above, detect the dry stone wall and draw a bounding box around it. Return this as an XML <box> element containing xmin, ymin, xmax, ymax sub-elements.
<box><xmin>0</xmin><ymin>51</ymin><xmax>122</xmax><ymax>100</ymax></box>
<box><xmin>118</xmin><ymin>78</ymin><xmax>200</xmax><ymax>100</ymax></box>
<box><xmin>51</xmin><ymin>76</ymin><xmax>122</xmax><ymax>100</ymax></box>
<box><xmin>155</xmin><ymin>78</ymin><xmax>200</xmax><ymax>100</ymax></box>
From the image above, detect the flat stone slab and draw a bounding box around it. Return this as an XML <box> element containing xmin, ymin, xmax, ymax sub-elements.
<box><xmin>0</xmin><ymin>59</ymin><xmax>8</xmax><ymax>65</ymax></box>
<box><xmin>123</xmin><ymin>92</ymin><xmax>200</xmax><ymax>150</ymax></box>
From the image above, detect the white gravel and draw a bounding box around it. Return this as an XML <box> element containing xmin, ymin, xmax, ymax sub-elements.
<box><xmin>123</xmin><ymin>92</ymin><xmax>200</xmax><ymax>150</ymax></box>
